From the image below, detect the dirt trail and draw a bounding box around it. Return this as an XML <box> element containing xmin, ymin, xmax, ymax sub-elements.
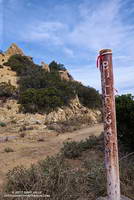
<box><xmin>59</xmin><ymin>124</ymin><xmax>103</xmax><ymax>141</ymax></box>
<box><xmin>0</xmin><ymin>123</ymin><xmax>103</xmax><ymax>188</ymax></box>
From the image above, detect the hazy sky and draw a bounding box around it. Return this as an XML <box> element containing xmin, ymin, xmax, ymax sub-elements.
<box><xmin>1</xmin><ymin>0</ymin><xmax>134</xmax><ymax>94</ymax></box>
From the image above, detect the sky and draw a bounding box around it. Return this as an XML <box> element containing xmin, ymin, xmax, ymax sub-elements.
<box><xmin>1</xmin><ymin>0</ymin><xmax>134</xmax><ymax>94</ymax></box>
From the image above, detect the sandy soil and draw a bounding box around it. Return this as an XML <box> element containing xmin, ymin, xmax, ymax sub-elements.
<box><xmin>0</xmin><ymin>123</ymin><xmax>103</xmax><ymax>188</ymax></box>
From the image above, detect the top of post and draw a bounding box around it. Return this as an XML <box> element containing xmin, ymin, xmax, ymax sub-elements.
<box><xmin>99</xmin><ymin>49</ymin><xmax>112</xmax><ymax>55</ymax></box>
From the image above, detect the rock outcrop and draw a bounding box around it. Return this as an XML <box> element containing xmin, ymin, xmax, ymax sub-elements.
<box><xmin>0</xmin><ymin>66</ymin><xmax>18</xmax><ymax>87</ymax></box>
<box><xmin>41</xmin><ymin>61</ymin><xmax>50</xmax><ymax>72</ymax></box>
<box><xmin>5</xmin><ymin>43</ymin><xmax>24</xmax><ymax>58</ymax></box>
<box><xmin>0</xmin><ymin>97</ymin><xmax>101</xmax><ymax>128</ymax></box>
<box><xmin>45</xmin><ymin>96</ymin><xmax>101</xmax><ymax>124</ymax></box>
<box><xmin>0</xmin><ymin>43</ymin><xmax>73</xmax><ymax>81</ymax></box>
<box><xmin>0</xmin><ymin>43</ymin><xmax>24</xmax><ymax>65</ymax></box>
<box><xmin>0</xmin><ymin>43</ymin><xmax>101</xmax><ymax>127</ymax></box>
<box><xmin>59</xmin><ymin>70</ymin><xmax>73</xmax><ymax>81</ymax></box>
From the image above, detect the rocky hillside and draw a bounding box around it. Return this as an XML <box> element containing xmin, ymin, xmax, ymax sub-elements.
<box><xmin>0</xmin><ymin>44</ymin><xmax>25</xmax><ymax>87</ymax></box>
<box><xmin>0</xmin><ymin>66</ymin><xmax>18</xmax><ymax>87</ymax></box>
<box><xmin>0</xmin><ymin>43</ymin><xmax>72</xmax><ymax>83</ymax></box>
<box><xmin>0</xmin><ymin>43</ymin><xmax>101</xmax><ymax>126</ymax></box>
<box><xmin>0</xmin><ymin>43</ymin><xmax>24</xmax><ymax>65</ymax></box>
<box><xmin>0</xmin><ymin>97</ymin><xmax>101</xmax><ymax>130</ymax></box>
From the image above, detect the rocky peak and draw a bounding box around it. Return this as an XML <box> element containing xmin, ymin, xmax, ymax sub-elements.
<box><xmin>59</xmin><ymin>70</ymin><xmax>73</xmax><ymax>81</ymax></box>
<box><xmin>5</xmin><ymin>43</ymin><xmax>24</xmax><ymax>57</ymax></box>
<box><xmin>41</xmin><ymin>61</ymin><xmax>50</xmax><ymax>72</ymax></box>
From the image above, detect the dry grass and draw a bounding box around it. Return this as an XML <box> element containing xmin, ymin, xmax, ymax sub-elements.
<box><xmin>1</xmin><ymin>136</ymin><xmax>133</xmax><ymax>200</ymax></box>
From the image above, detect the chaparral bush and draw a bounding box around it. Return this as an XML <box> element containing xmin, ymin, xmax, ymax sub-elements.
<box><xmin>116</xmin><ymin>94</ymin><xmax>134</xmax><ymax>152</ymax></box>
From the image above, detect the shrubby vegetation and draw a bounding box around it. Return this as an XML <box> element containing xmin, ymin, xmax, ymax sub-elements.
<box><xmin>4</xmin><ymin>147</ymin><xmax>14</xmax><ymax>153</ymax></box>
<box><xmin>116</xmin><ymin>94</ymin><xmax>134</xmax><ymax>152</ymax></box>
<box><xmin>47</xmin><ymin>114</ymin><xmax>98</xmax><ymax>133</ymax></box>
<box><xmin>4</xmin><ymin>54</ymin><xmax>101</xmax><ymax>113</ymax></box>
<box><xmin>69</xmin><ymin>81</ymin><xmax>101</xmax><ymax>109</ymax></box>
<box><xmin>19</xmin><ymin>87</ymin><xmax>74</xmax><ymax>113</ymax></box>
<box><xmin>0</xmin><ymin>121</ymin><xmax>6</xmax><ymax>127</ymax></box>
<box><xmin>49</xmin><ymin>61</ymin><xmax>66</xmax><ymax>71</ymax></box>
<box><xmin>4</xmin><ymin>54</ymin><xmax>41</xmax><ymax>76</ymax></box>
<box><xmin>0</xmin><ymin>82</ymin><xmax>16</xmax><ymax>98</ymax></box>
<box><xmin>61</xmin><ymin>136</ymin><xmax>99</xmax><ymax>159</ymax></box>
<box><xmin>2</xmin><ymin>137</ymin><xmax>134</xmax><ymax>200</ymax></box>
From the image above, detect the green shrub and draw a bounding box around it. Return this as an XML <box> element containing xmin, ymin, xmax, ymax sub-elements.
<box><xmin>3</xmin><ymin>155</ymin><xmax>106</xmax><ymax>200</ymax></box>
<box><xmin>6</xmin><ymin>55</ymin><xmax>76</xmax><ymax>113</ymax></box>
<box><xmin>78</xmin><ymin>136</ymin><xmax>98</xmax><ymax>151</ymax></box>
<box><xmin>19</xmin><ymin>87</ymin><xmax>74</xmax><ymax>113</ymax></box>
<box><xmin>6</xmin><ymin>54</ymin><xmax>101</xmax><ymax>113</ymax></box>
<box><xmin>61</xmin><ymin>141</ymin><xmax>82</xmax><ymax>158</ymax></box>
<box><xmin>69</xmin><ymin>81</ymin><xmax>102</xmax><ymax>109</ymax></box>
<box><xmin>84</xmin><ymin>160</ymin><xmax>106</xmax><ymax>197</ymax></box>
<box><xmin>61</xmin><ymin>137</ymin><xmax>99</xmax><ymax>159</ymax></box>
<box><xmin>116</xmin><ymin>94</ymin><xmax>134</xmax><ymax>152</ymax></box>
<box><xmin>49</xmin><ymin>61</ymin><xmax>66</xmax><ymax>71</ymax></box>
<box><xmin>0</xmin><ymin>82</ymin><xmax>16</xmax><ymax>97</ymax></box>
<box><xmin>0</xmin><ymin>121</ymin><xmax>6</xmax><ymax>127</ymax></box>
<box><xmin>4</xmin><ymin>147</ymin><xmax>14</xmax><ymax>153</ymax></box>
<box><xmin>5</xmin><ymin>165</ymin><xmax>38</xmax><ymax>192</ymax></box>
<box><xmin>4</xmin><ymin>155</ymin><xmax>83</xmax><ymax>200</ymax></box>
<box><xmin>3</xmin><ymin>149</ymin><xmax>134</xmax><ymax>200</ymax></box>
<box><xmin>4</xmin><ymin>54</ymin><xmax>41</xmax><ymax>76</ymax></box>
<box><xmin>120</xmin><ymin>156</ymin><xmax>134</xmax><ymax>199</ymax></box>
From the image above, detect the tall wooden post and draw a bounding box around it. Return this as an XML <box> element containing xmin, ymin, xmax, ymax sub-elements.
<box><xmin>99</xmin><ymin>49</ymin><xmax>120</xmax><ymax>200</ymax></box>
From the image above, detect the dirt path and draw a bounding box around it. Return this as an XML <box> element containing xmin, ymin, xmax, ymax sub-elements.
<box><xmin>0</xmin><ymin>123</ymin><xmax>103</xmax><ymax>188</ymax></box>
<box><xmin>59</xmin><ymin>123</ymin><xmax>103</xmax><ymax>141</ymax></box>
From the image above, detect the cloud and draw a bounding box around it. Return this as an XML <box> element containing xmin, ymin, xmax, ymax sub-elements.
<box><xmin>3</xmin><ymin>0</ymin><xmax>134</xmax><ymax>94</ymax></box>
<box><xmin>114</xmin><ymin>65</ymin><xmax>134</xmax><ymax>94</ymax></box>
<box><xmin>21</xmin><ymin>21</ymin><xmax>67</xmax><ymax>45</ymax></box>
<box><xmin>0</xmin><ymin>0</ymin><xmax>3</xmax><ymax>48</ymax></box>
<box><xmin>69</xmin><ymin>0</ymin><xmax>134</xmax><ymax>53</ymax></box>
<box><xmin>68</xmin><ymin>63</ymin><xmax>134</xmax><ymax>95</ymax></box>
<box><xmin>63</xmin><ymin>47</ymin><xmax>74</xmax><ymax>57</ymax></box>
<box><xmin>19</xmin><ymin>0</ymin><xmax>134</xmax><ymax>56</ymax></box>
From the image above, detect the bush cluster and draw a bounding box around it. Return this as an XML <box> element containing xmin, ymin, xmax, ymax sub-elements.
<box><xmin>4</xmin><ymin>155</ymin><xmax>85</xmax><ymax>200</ymax></box>
<box><xmin>0</xmin><ymin>121</ymin><xmax>6</xmax><ymax>127</ymax></box>
<box><xmin>49</xmin><ymin>61</ymin><xmax>66</xmax><ymax>71</ymax></box>
<box><xmin>0</xmin><ymin>82</ymin><xmax>16</xmax><ymax>98</ymax></box>
<box><xmin>3</xmin><ymin>139</ymin><xmax>134</xmax><ymax>200</ymax></box>
<box><xmin>4</xmin><ymin>54</ymin><xmax>40</xmax><ymax>76</ymax></box>
<box><xmin>69</xmin><ymin>81</ymin><xmax>102</xmax><ymax>109</ymax></box>
<box><xmin>116</xmin><ymin>94</ymin><xmax>134</xmax><ymax>152</ymax></box>
<box><xmin>4</xmin><ymin>147</ymin><xmax>14</xmax><ymax>153</ymax></box>
<box><xmin>4</xmin><ymin>154</ymin><xmax>107</xmax><ymax>200</ymax></box>
<box><xmin>19</xmin><ymin>87</ymin><xmax>72</xmax><ymax>113</ymax></box>
<box><xmin>61</xmin><ymin>136</ymin><xmax>98</xmax><ymax>159</ymax></box>
<box><xmin>5</xmin><ymin>54</ymin><xmax>101</xmax><ymax>113</ymax></box>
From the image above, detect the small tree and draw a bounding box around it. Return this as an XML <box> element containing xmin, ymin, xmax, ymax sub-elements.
<box><xmin>49</xmin><ymin>61</ymin><xmax>66</xmax><ymax>72</ymax></box>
